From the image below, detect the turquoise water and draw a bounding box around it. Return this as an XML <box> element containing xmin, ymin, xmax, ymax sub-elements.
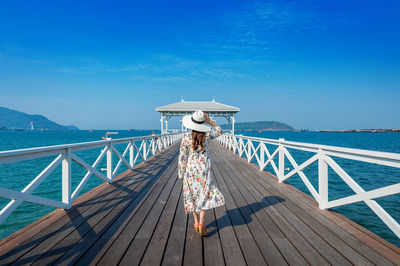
<box><xmin>0</xmin><ymin>130</ymin><xmax>399</xmax><ymax>247</ymax></box>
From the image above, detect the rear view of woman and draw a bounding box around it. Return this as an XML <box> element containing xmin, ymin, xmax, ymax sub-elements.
<box><xmin>178</xmin><ymin>110</ymin><xmax>225</xmax><ymax>236</ymax></box>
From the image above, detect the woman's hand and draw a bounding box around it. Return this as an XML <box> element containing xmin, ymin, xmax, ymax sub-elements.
<box><xmin>203</xmin><ymin>112</ymin><xmax>218</xmax><ymax>127</ymax></box>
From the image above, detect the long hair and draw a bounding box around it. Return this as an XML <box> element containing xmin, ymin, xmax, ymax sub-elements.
<box><xmin>191</xmin><ymin>130</ymin><xmax>206</xmax><ymax>152</ymax></box>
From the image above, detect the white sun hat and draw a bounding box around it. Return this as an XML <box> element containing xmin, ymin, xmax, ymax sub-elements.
<box><xmin>182</xmin><ymin>110</ymin><xmax>212</xmax><ymax>132</ymax></box>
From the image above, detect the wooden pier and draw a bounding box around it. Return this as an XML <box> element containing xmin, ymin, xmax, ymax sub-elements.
<box><xmin>0</xmin><ymin>141</ymin><xmax>399</xmax><ymax>265</ymax></box>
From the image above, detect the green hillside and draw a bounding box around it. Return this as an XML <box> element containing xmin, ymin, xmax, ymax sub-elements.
<box><xmin>0</xmin><ymin>107</ymin><xmax>79</xmax><ymax>130</ymax></box>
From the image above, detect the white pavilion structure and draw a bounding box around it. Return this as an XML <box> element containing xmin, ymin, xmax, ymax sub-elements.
<box><xmin>155</xmin><ymin>99</ymin><xmax>240</xmax><ymax>134</ymax></box>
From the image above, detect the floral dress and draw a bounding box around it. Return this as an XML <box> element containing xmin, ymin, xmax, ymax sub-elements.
<box><xmin>178</xmin><ymin>128</ymin><xmax>225</xmax><ymax>214</ymax></box>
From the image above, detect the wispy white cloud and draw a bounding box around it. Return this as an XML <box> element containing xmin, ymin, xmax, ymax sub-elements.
<box><xmin>121</xmin><ymin>54</ymin><xmax>262</xmax><ymax>84</ymax></box>
<box><xmin>197</xmin><ymin>0</ymin><xmax>339</xmax><ymax>57</ymax></box>
<box><xmin>129</xmin><ymin>75</ymin><xmax>189</xmax><ymax>84</ymax></box>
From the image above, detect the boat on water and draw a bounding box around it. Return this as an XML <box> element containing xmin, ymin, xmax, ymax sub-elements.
<box><xmin>102</xmin><ymin>131</ymin><xmax>119</xmax><ymax>140</ymax></box>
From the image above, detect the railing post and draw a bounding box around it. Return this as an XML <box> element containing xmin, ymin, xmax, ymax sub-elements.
<box><xmin>260</xmin><ymin>142</ymin><xmax>265</xmax><ymax>171</ymax></box>
<box><xmin>62</xmin><ymin>148</ymin><xmax>72</xmax><ymax>209</ymax></box>
<box><xmin>278</xmin><ymin>138</ymin><xmax>285</xmax><ymax>183</ymax></box>
<box><xmin>143</xmin><ymin>140</ymin><xmax>147</xmax><ymax>161</ymax></box>
<box><xmin>129</xmin><ymin>140</ymin><xmax>134</xmax><ymax>168</ymax></box>
<box><xmin>152</xmin><ymin>138</ymin><xmax>156</xmax><ymax>155</ymax></box>
<box><xmin>107</xmin><ymin>142</ymin><xmax>113</xmax><ymax>182</ymax></box>
<box><xmin>233</xmin><ymin>137</ymin><xmax>238</xmax><ymax>153</ymax></box>
<box><xmin>318</xmin><ymin>148</ymin><xmax>328</xmax><ymax>209</ymax></box>
<box><xmin>247</xmin><ymin>140</ymin><xmax>252</xmax><ymax>163</ymax></box>
<box><xmin>161</xmin><ymin>136</ymin><xmax>164</xmax><ymax>150</ymax></box>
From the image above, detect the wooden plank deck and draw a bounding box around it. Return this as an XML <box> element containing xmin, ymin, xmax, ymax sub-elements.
<box><xmin>0</xmin><ymin>141</ymin><xmax>399</xmax><ymax>265</ymax></box>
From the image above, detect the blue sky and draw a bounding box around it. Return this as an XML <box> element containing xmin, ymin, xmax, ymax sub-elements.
<box><xmin>0</xmin><ymin>0</ymin><xmax>399</xmax><ymax>130</ymax></box>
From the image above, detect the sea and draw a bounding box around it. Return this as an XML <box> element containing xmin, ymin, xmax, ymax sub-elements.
<box><xmin>0</xmin><ymin>130</ymin><xmax>399</xmax><ymax>247</ymax></box>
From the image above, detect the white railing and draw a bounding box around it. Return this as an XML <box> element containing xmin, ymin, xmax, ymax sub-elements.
<box><xmin>0</xmin><ymin>132</ymin><xmax>183</xmax><ymax>224</ymax></box>
<box><xmin>218</xmin><ymin>134</ymin><xmax>400</xmax><ymax>239</ymax></box>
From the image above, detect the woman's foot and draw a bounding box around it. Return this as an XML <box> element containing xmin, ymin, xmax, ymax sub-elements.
<box><xmin>193</xmin><ymin>212</ymin><xmax>199</xmax><ymax>232</ymax></box>
<box><xmin>193</xmin><ymin>223</ymin><xmax>200</xmax><ymax>233</ymax></box>
<box><xmin>198</xmin><ymin>223</ymin><xmax>207</xmax><ymax>236</ymax></box>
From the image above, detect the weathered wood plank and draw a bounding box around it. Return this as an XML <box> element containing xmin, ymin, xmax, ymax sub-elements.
<box><xmin>161</xmin><ymin>187</ymin><xmax>187</xmax><ymax>266</ymax></box>
<box><xmin>119</xmin><ymin>167</ymin><xmax>180</xmax><ymax>265</ymax></box>
<box><xmin>140</xmin><ymin>182</ymin><xmax>183</xmax><ymax>265</ymax></box>
<box><xmin>94</xmin><ymin>156</ymin><xmax>179</xmax><ymax>265</ymax></box>
<box><xmin>209</xmin><ymin>169</ymin><xmax>246</xmax><ymax>266</ymax></box>
<box><xmin>202</xmin><ymin>208</ymin><xmax>225</xmax><ymax>266</ymax></box>
<box><xmin>74</xmin><ymin>152</ymin><xmax>179</xmax><ymax>265</ymax></box>
<box><xmin>183</xmin><ymin>208</ymin><xmax>203</xmax><ymax>266</ymax></box>
<box><xmin>211</xmin><ymin>157</ymin><xmax>267</xmax><ymax>265</ymax></box>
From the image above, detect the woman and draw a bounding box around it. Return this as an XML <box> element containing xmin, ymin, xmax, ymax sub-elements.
<box><xmin>178</xmin><ymin>110</ymin><xmax>225</xmax><ymax>236</ymax></box>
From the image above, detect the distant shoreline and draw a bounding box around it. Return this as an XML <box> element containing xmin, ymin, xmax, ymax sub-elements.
<box><xmin>317</xmin><ymin>129</ymin><xmax>400</xmax><ymax>133</ymax></box>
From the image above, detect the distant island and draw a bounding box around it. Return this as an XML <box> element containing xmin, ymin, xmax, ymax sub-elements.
<box><xmin>0</xmin><ymin>107</ymin><xmax>79</xmax><ymax>131</ymax></box>
<box><xmin>221</xmin><ymin>121</ymin><xmax>294</xmax><ymax>131</ymax></box>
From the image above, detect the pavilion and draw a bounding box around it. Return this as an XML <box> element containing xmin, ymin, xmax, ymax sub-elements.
<box><xmin>155</xmin><ymin>99</ymin><xmax>240</xmax><ymax>134</ymax></box>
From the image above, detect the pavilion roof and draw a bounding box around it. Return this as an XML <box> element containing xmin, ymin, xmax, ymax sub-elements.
<box><xmin>155</xmin><ymin>99</ymin><xmax>240</xmax><ymax>114</ymax></box>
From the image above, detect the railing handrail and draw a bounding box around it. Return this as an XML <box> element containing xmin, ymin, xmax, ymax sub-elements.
<box><xmin>229</xmin><ymin>134</ymin><xmax>400</xmax><ymax>162</ymax></box>
<box><xmin>0</xmin><ymin>132</ymin><xmax>179</xmax><ymax>162</ymax></box>
<box><xmin>218</xmin><ymin>133</ymin><xmax>400</xmax><ymax>240</ymax></box>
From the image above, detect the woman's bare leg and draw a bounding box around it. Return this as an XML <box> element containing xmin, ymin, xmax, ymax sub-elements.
<box><xmin>193</xmin><ymin>212</ymin><xmax>199</xmax><ymax>225</ymax></box>
<box><xmin>199</xmin><ymin>210</ymin><xmax>206</xmax><ymax>225</ymax></box>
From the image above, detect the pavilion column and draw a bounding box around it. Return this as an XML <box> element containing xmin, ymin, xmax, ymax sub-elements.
<box><xmin>231</xmin><ymin>115</ymin><xmax>235</xmax><ymax>134</ymax></box>
<box><xmin>160</xmin><ymin>116</ymin><xmax>164</xmax><ymax>134</ymax></box>
<box><xmin>165</xmin><ymin>119</ymin><xmax>168</xmax><ymax>133</ymax></box>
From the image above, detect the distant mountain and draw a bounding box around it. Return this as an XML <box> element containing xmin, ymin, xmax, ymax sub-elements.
<box><xmin>221</xmin><ymin>121</ymin><xmax>294</xmax><ymax>131</ymax></box>
<box><xmin>0</xmin><ymin>107</ymin><xmax>79</xmax><ymax>131</ymax></box>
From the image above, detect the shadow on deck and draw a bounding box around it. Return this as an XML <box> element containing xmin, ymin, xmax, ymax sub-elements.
<box><xmin>0</xmin><ymin>141</ymin><xmax>399</xmax><ymax>265</ymax></box>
